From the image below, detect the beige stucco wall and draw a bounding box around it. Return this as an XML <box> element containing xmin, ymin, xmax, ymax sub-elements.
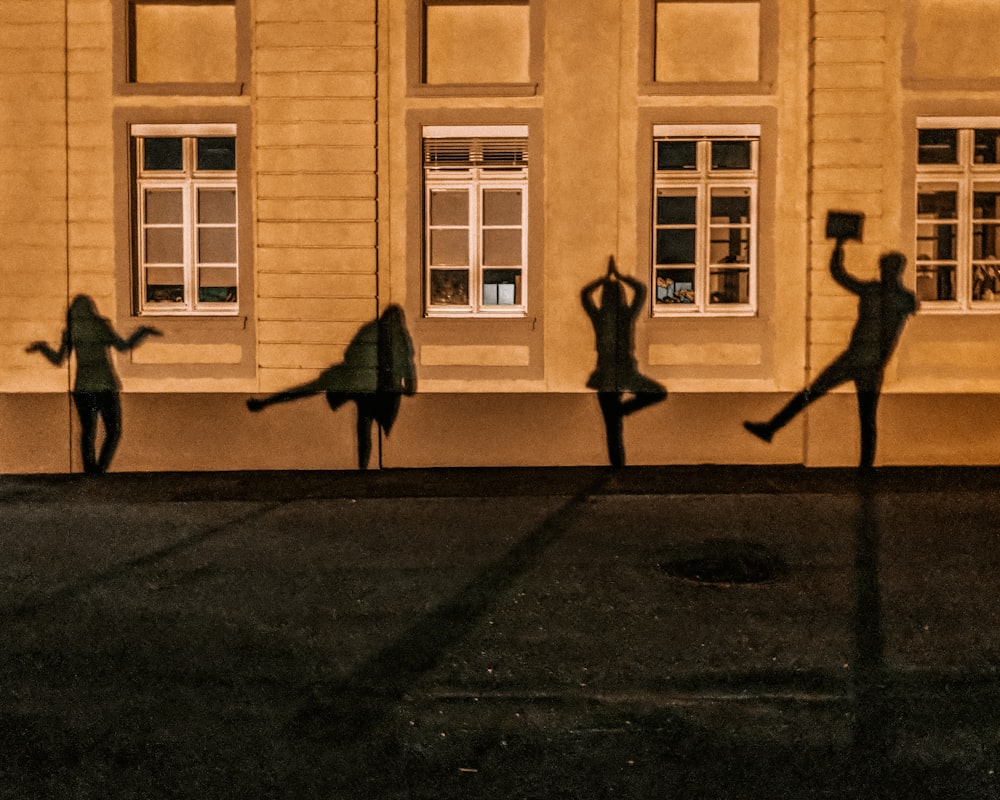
<box><xmin>3</xmin><ymin>0</ymin><xmax>1000</xmax><ymax>472</ymax></box>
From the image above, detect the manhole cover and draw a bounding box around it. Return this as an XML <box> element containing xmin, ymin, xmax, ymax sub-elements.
<box><xmin>661</xmin><ymin>539</ymin><xmax>787</xmax><ymax>586</ymax></box>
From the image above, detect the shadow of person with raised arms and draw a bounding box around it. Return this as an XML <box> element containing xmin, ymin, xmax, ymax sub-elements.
<box><xmin>246</xmin><ymin>304</ymin><xmax>416</xmax><ymax>470</ymax></box>
<box><xmin>26</xmin><ymin>294</ymin><xmax>162</xmax><ymax>474</ymax></box>
<box><xmin>582</xmin><ymin>256</ymin><xmax>667</xmax><ymax>467</ymax></box>
<box><xmin>743</xmin><ymin>212</ymin><xmax>917</xmax><ymax>469</ymax></box>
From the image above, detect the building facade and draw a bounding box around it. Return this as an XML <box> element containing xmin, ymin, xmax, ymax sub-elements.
<box><xmin>2</xmin><ymin>0</ymin><xmax>998</xmax><ymax>473</ymax></box>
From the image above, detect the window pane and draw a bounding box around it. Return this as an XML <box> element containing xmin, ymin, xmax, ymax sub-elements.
<box><xmin>918</xmin><ymin>129</ymin><xmax>957</xmax><ymax>164</ymax></box>
<box><xmin>916</xmin><ymin>224</ymin><xmax>956</xmax><ymax>261</ymax></box>
<box><xmin>974</xmin><ymin>190</ymin><xmax>1000</xmax><ymax>220</ymax></box>
<box><xmin>710</xmin><ymin>228</ymin><xmax>750</xmax><ymax>264</ymax></box>
<box><xmin>482</xmin><ymin>269</ymin><xmax>521</xmax><ymax>305</ymax></box>
<box><xmin>656</xmin><ymin>141</ymin><xmax>697</xmax><ymax>171</ymax></box>
<box><xmin>711</xmin><ymin>141</ymin><xmax>751</xmax><ymax>170</ymax></box>
<box><xmin>198</xmin><ymin>266</ymin><xmax>237</xmax><ymax>302</ymax></box>
<box><xmin>655</xmin><ymin>268</ymin><xmax>696</xmax><ymax>303</ymax></box>
<box><xmin>917</xmin><ymin>189</ymin><xmax>957</xmax><ymax>219</ymax></box>
<box><xmin>145</xmin><ymin>189</ymin><xmax>183</xmax><ymax>224</ymax></box>
<box><xmin>198</xmin><ymin>188</ymin><xmax>236</xmax><ymax>223</ymax></box>
<box><xmin>145</xmin><ymin>227</ymin><xmax>184</xmax><ymax>263</ymax></box>
<box><xmin>429</xmin><ymin>190</ymin><xmax>469</xmax><ymax>226</ymax></box>
<box><xmin>430</xmin><ymin>229</ymin><xmax>469</xmax><ymax>265</ymax></box>
<box><xmin>973</xmin><ymin>265</ymin><xmax>1000</xmax><ymax>301</ymax></box>
<box><xmin>146</xmin><ymin>285</ymin><xmax>185</xmax><ymax>304</ymax></box>
<box><xmin>145</xmin><ymin>266</ymin><xmax>185</xmax><ymax>304</ymax></box>
<box><xmin>656</xmin><ymin>229</ymin><xmax>696</xmax><ymax>264</ymax></box>
<box><xmin>197</xmin><ymin>137</ymin><xmax>236</xmax><ymax>171</ymax></box>
<box><xmin>709</xmin><ymin>267</ymin><xmax>750</xmax><ymax>304</ymax></box>
<box><xmin>711</xmin><ymin>190</ymin><xmax>750</xmax><ymax>222</ymax></box>
<box><xmin>916</xmin><ymin>265</ymin><xmax>955</xmax><ymax>301</ymax></box>
<box><xmin>429</xmin><ymin>269</ymin><xmax>469</xmax><ymax>305</ymax></box>
<box><xmin>143</xmin><ymin>138</ymin><xmax>183</xmax><ymax>171</ymax></box>
<box><xmin>974</xmin><ymin>224</ymin><xmax>1000</xmax><ymax>260</ymax></box>
<box><xmin>198</xmin><ymin>228</ymin><xmax>236</xmax><ymax>263</ymax></box>
<box><xmin>975</xmin><ymin>130</ymin><xmax>1000</xmax><ymax>164</ymax></box>
<box><xmin>483</xmin><ymin>229</ymin><xmax>521</xmax><ymax>266</ymax></box>
<box><xmin>656</xmin><ymin>194</ymin><xmax>696</xmax><ymax>225</ymax></box>
<box><xmin>483</xmin><ymin>189</ymin><xmax>522</xmax><ymax>225</ymax></box>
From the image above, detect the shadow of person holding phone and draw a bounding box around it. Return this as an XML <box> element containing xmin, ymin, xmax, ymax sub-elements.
<box><xmin>581</xmin><ymin>257</ymin><xmax>666</xmax><ymax>467</ymax></box>
<box><xmin>26</xmin><ymin>295</ymin><xmax>162</xmax><ymax>474</ymax></box>
<box><xmin>246</xmin><ymin>305</ymin><xmax>416</xmax><ymax>470</ymax></box>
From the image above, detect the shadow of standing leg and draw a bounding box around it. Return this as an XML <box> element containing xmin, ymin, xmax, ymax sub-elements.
<box><xmin>853</xmin><ymin>472</ymin><xmax>890</xmax><ymax>782</ymax></box>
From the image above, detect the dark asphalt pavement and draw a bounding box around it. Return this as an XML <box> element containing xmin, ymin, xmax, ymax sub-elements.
<box><xmin>3</xmin><ymin>466</ymin><xmax>1000</xmax><ymax>799</ymax></box>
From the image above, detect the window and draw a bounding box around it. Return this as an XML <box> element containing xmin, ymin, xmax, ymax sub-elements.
<box><xmin>916</xmin><ymin>121</ymin><xmax>1000</xmax><ymax>311</ymax></box>
<box><xmin>129</xmin><ymin>0</ymin><xmax>236</xmax><ymax>84</ymax></box>
<box><xmin>652</xmin><ymin>125</ymin><xmax>758</xmax><ymax>315</ymax></box>
<box><xmin>423</xmin><ymin>126</ymin><xmax>528</xmax><ymax>317</ymax></box>
<box><xmin>132</xmin><ymin>124</ymin><xmax>239</xmax><ymax>315</ymax></box>
<box><xmin>654</xmin><ymin>1</ymin><xmax>761</xmax><ymax>83</ymax></box>
<box><xmin>422</xmin><ymin>1</ymin><xmax>530</xmax><ymax>85</ymax></box>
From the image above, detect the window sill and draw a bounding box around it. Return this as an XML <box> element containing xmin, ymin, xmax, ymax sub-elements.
<box><xmin>409</xmin><ymin>82</ymin><xmax>539</xmax><ymax>98</ymax></box>
<box><xmin>640</xmin><ymin>80</ymin><xmax>774</xmax><ymax>97</ymax></box>
<box><xmin>116</xmin><ymin>81</ymin><xmax>247</xmax><ymax>97</ymax></box>
<box><xmin>424</xmin><ymin>310</ymin><xmax>528</xmax><ymax>320</ymax></box>
<box><xmin>652</xmin><ymin>308</ymin><xmax>757</xmax><ymax>319</ymax></box>
<box><xmin>917</xmin><ymin>305</ymin><xmax>1000</xmax><ymax>315</ymax></box>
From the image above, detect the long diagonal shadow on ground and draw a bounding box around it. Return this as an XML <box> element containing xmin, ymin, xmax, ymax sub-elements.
<box><xmin>2</xmin><ymin>502</ymin><xmax>287</xmax><ymax>621</ymax></box>
<box><xmin>288</xmin><ymin>477</ymin><xmax>608</xmax><ymax>754</ymax></box>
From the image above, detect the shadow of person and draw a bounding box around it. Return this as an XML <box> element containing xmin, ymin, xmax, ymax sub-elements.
<box><xmin>744</xmin><ymin>228</ymin><xmax>917</xmax><ymax>469</ymax></box>
<box><xmin>852</xmin><ymin>471</ymin><xmax>889</xmax><ymax>776</ymax></box>
<box><xmin>25</xmin><ymin>294</ymin><xmax>162</xmax><ymax>474</ymax></box>
<box><xmin>581</xmin><ymin>257</ymin><xmax>666</xmax><ymax>467</ymax></box>
<box><xmin>246</xmin><ymin>305</ymin><xmax>416</xmax><ymax>469</ymax></box>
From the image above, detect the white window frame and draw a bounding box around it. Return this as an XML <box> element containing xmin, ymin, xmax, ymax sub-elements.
<box><xmin>916</xmin><ymin>117</ymin><xmax>1000</xmax><ymax>314</ymax></box>
<box><xmin>423</xmin><ymin>125</ymin><xmax>529</xmax><ymax>318</ymax></box>
<box><xmin>132</xmin><ymin>123</ymin><xmax>239</xmax><ymax>316</ymax></box>
<box><xmin>652</xmin><ymin>124</ymin><xmax>759</xmax><ymax>317</ymax></box>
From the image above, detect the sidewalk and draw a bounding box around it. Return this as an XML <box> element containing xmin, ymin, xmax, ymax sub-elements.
<box><xmin>2</xmin><ymin>467</ymin><xmax>1000</xmax><ymax>798</ymax></box>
